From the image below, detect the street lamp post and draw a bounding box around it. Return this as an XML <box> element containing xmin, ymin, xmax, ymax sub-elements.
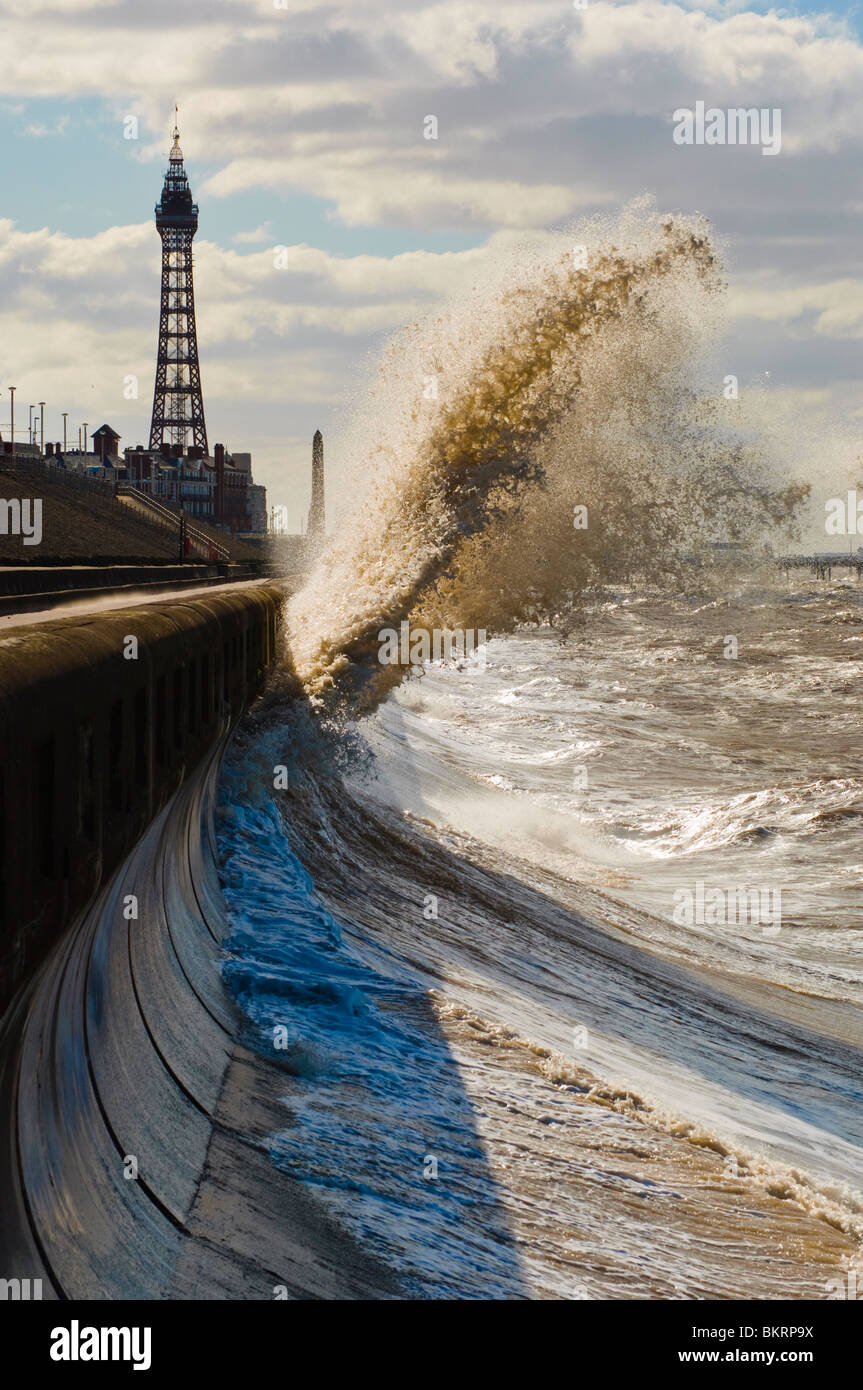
<box><xmin>38</xmin><ymin>402</ymin><xmax>45</xmax><ymax>456</ymax></box>
<box><xmin>83</xmin><ymin>423</ymin><xmax>88</xmax><ymax>456</ymax></box>
<box><xmin>8</xmin><ymin>387</ymin><xmax>16</xmax><ymax>461</ymax></box>
<box><xmin>28</xmin><ymin>404</ymin><xmax>35</xmax><ymax>446</ymax></box>
<box><xmin>62</xmin><ymin>413</ymin><xmax>68</xmax><ymax>453</ymax></box>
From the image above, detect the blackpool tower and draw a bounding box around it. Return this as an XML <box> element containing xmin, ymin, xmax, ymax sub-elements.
<box><xmin>148</xmin><ymin>110</ymin><xmax>208</xmax><ymax>454</ymax></box>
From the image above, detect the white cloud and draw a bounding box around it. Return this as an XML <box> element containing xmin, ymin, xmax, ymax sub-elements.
<box><xmin>728</xmin><ymin>277</ymin><xmax>863</xmax><ymax>338</ymax></box>
<box><xmin>2</xmin><ymin>1</ymin><xmax>862</xmax><ymax>226</ymax></box>
<box><xmin>1</xmin><ymin>0</ymin><xmax>863</xmax><ymax>510</ymax></box>
<box><xmin>232</xmin><ymin>221</ymin><xmax>273</xmax><ymax>243</ymax></box>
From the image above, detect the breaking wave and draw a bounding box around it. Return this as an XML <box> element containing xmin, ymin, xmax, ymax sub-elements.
<box><xmin>214</xmin><ymin>205</ymin><xmax>863</xmax><ymax>1298</ymax></box>
<box><xmin>286</xmin><ymin>206</ymin><xmax>806</xmax><ymax>710</ymax></box>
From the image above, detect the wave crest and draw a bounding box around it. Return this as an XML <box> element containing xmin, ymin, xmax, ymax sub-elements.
<box><xmin>287</xmin><ymin>209</ymin><xmax>807</xmax><ymax>710</ymax></box>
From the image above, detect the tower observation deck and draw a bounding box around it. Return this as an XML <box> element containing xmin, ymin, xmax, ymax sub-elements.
<box><xmin>148</xmin><ymin>110</ymin><xmax>208</xmax><ymax>454</ymax></box>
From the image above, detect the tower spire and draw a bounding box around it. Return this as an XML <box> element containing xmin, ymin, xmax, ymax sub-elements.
<box><xmin>170</xmin><ymin>106</ymin><xmax>182</xmax><ymax>161</ymax></box>
<box><xmin>148</xmin><ymin>107</ymin><xmax>208</xmax><ymax>455</ymax></box>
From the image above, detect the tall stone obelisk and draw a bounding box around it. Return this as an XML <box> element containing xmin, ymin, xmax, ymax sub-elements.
<box><xmin>307</xmin><ymin>430</ymin><xmax>325</xmax><ymax>540</ymax></box>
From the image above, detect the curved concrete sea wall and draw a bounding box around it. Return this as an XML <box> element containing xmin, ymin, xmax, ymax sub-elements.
<box><xmin>0</xmin><ymin>753</ymin><xmax>235</xmax><ymax>1297</ymax></box>
<box><xmin>0</xmin><ymin>585</ymin><xmax>401</xmax><ymax>1300</ymax></box>
<box><xmin>0</xmin><ymin>585</ymin><xmax>281</xmax><ymax>1015</ymax></box>
<box><xmin>0</xmin><ymin>587</ymin><xmax>279</xmax><ymax>1297</ymax></box>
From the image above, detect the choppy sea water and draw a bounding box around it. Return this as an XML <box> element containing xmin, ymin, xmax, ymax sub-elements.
<box><xmin>217</xmin><ymin>579</ymin><xmax>863</xmax><ymax>1299</ymax></box>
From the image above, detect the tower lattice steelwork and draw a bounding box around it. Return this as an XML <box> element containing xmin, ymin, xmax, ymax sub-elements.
<box><xmin>149</xmin><ymin>112</ymin><xmax>208</xmax><ymax>454</ymax></box>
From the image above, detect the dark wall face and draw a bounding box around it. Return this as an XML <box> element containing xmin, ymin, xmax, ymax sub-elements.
<box><xmin>0</xmin><ymin>585</ymin><xmax>283</xmax><ymax>1017</ymax></box>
